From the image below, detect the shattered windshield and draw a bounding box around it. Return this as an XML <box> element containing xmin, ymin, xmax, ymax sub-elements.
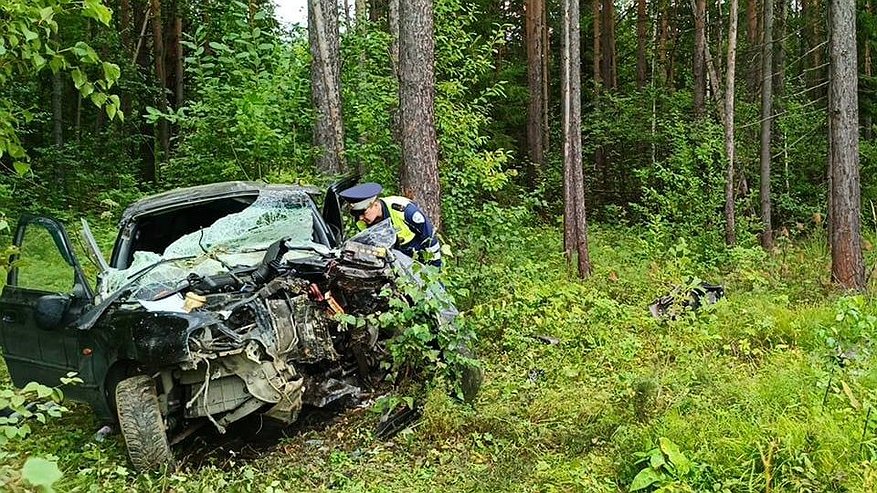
<box><xmin>103</xmin><ymin>191</ymin><xmax>320</xmax><ymax>299</ymax></box>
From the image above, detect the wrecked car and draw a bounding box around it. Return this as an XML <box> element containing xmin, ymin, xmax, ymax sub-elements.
<box><xmin>0</xmin><ymin>180</ymin><xmax>480</xmax><ymax>471</ymax></box>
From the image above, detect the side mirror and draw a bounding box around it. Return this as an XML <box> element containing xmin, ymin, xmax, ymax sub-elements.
<box><xmin>34</xmin><ymin>294</ymin><xmax>72</xmax><ymax>330</ymax></box>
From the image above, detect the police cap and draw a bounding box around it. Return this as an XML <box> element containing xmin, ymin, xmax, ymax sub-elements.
<box><xmin>338</xmin><ymin>183</ymin><xmax>383</xmax><ymax>212</ymax></box>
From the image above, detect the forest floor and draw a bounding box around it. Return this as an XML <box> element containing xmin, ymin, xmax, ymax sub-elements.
<box><xmin>5</xmin><ymin>223</ymin><xmax>877</xmax><ymax>492</ymax></box>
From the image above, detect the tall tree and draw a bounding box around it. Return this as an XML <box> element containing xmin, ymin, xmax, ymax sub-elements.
<box><xmin>746</xmin><ymin>0</ymin><xmax>759</xmax><ymax>92</ymax></box>
<box><xmin>526</xmin><ymin>0</ymin><xmax>548</xmax><ymax>178</ymax></box>
<box><xmin>309</xmin><ymin>0</ymin><xmax>347</xmax><ymax>173</ymax></box>
<box><xmin>399</xmin><ymin>0</ymin><xmax>442</xmax><ymax>230</ymax></box>
<box><xmin>829</xmin><ymin>0</ymin><xmax>865</xmax><ymax>289</ymax></box>
<box><xmin>724</xmin><ymin>0</ymin><xmax>739</xmax><ymax>245</ymax></box>
<box><xmin>693</xmin><ymin>0</ymin><xmax>706</xmax><ymax>116</ymax></box>
<box><xmin>150</xmin><ymin>0</ymin><xmax>170</xmax><ymax>162</ymax></box>
<box><xmin>562</xmin><ymin>0</ymin><xmax>591</xmax><ymax>278</ymax></box>
<box><xmin>600</xmin><ymin>0</ymin><xmax>618</xmax><ymax>89</ymax></box>
<box><xmin>759</xmin><ymin>0</ymin><xmax>774</xmax><ymax>249</ymax></box>
<box><xmin>637</xmin><ymin>0</ymin><xmax>648</xmax><ymax>88</ymax></box>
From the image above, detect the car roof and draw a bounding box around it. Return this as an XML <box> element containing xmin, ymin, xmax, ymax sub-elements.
<box><xmin>119</xmin><ymin>181</ymin><xmax>321</xmax><ymax>226</ymax></box>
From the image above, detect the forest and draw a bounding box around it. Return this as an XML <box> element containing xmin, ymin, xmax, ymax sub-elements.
<box><xmin>1</xmin><ymin>0</ymin><xmax>877</xmax><ymax>490</ymax></box>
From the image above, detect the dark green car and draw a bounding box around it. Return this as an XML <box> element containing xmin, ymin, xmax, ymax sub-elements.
<box><xmin>0</xmin><ymin>179</ymin><xmax>418</xmax><ymax>470</ymax></box>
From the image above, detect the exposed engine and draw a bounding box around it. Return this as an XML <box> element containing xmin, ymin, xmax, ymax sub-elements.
<box><xmin>157</xmin><ymin>231</ymin><xmax>399</xmax><ymax>434</ymax></box>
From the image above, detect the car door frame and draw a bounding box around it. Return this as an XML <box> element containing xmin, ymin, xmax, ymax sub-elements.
<box><xmin>322</xmin><ymin>174</ymin><xmax>359</xmax><ymax>247</ymax></box>
<box><xmin>0</xmin><ymin>214</ymin><xmax>97</xmax><ymax>398</ymax></box>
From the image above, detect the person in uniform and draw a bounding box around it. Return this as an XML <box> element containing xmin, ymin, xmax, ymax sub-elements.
<box><xmin>339</xmin><ymin>183</ymin><xmax>442</xmax><ymax>267</ymax></box>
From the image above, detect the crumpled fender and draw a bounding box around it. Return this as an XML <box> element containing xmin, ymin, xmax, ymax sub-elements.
<box><xmin>104</xmin><ymin>310</ymin><xmax>221</xmax><ymax>367</ymax></box>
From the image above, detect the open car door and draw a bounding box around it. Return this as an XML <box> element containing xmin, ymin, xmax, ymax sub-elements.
<box><xmin>0</xmin><ymin>215</ymin><xmax>94</xmax><ymax>397</ymax></box>
<box><xmin>322</xmin><ymin>175</ymin><xmax>359</xmax><ymax>246</ymax></box>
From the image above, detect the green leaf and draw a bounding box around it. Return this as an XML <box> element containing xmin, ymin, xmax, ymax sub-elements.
<box><xmin>102</xmin><ymin>62</ymin><xmax>120</xmax><ymax>84</ymax></box>
<box><xmin>21</xmin><ymin>457</ymin><xmax>63</xmax><ymax>491</ymax></box>
<box><xmin>106</xmin><ymin>102</ymin><xmax>117</xmax><ymax>120</ymax></box>
<box><xmin>80</xmin><ymin>82</ymin><xmax>94</xmax><ymax>98</ymax></box>
<box><xmin>21</xmin><ymin>26</ymin><xmax>38</xmax><ymax>42</ymax></box>
<box><xmin>12</xmin><ymin>162</ymin><xmax>30</xmax><ymax>176</ymax></box>
<box><xmin>83</xmin><ymin>0</ymin><xmax>113</xmax><ymax>26</ymax></box>
<box><xmin>659</xmin><ymin>437</ymin><xmax>692</xmax><ymax>476</ymax></box>
<box><xmin>90</xmin><ymin>92</ymin><xmax>107</xmax><ymax>108</ymax></box>
<box><xmin>70</xmin><ymin>68</ymin><xmax>86</xmax><ymax>89</ymax></box>
<box><xmin>40</xmin><ymin>6</ymin><xmax>55</xmax><ymax>22</ymax></box>
<box><xmin>630</xmin><ymin>467</ymin><xmax>663</xmax><ymax>491</ymax></box>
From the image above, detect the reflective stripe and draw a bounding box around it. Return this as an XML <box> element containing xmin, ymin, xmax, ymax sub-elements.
<box><xmin>426</xmin><ymin>243</ymin><xmax>441</xmax><ymax>252</ymax></box>
<box><xmin>380</xmin><ymin>197</ymin><xmax>417</xmax><ymax>246</ymax></box>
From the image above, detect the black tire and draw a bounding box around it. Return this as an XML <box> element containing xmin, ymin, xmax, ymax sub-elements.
<box><xmin>115</xmin><ymin>375</ymin><xmax>175</xmax><ymax>471</ymax></box>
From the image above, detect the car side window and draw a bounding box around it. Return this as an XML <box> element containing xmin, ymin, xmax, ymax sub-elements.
<box><xmin>13</xmin><ymin>223</ymin><xmax>75</xmax><ymax>293</ymax></box>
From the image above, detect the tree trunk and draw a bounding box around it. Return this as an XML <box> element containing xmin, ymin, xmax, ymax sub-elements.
<box><xmin>864</xmin><ymin>0</ymin><xmax>873</xmax><ymax>139</ymax></box>
<box><xmin>658</xmin><ymin>0</ymin><xmax>669</xmax><ymax>85</ymax></box>
<box><xmin>694</xmin><ymin>0</ymin><xmax>707</xmax><ymax>116</ymax></box>
<box><xmin>120</xmin><ymin>0</ymin><xmax>132</xmax><ymax>121</ymax></box>
<box><xmin>594</xmin><ymin>0</ymin><xmax>603</xmax><ymax>87</ymax></box>
<box><xmin>637</xmin><ymin>0</ymin><xmax>648</xmax><ymax>88</ymax></box>
<box><xmin>562</xmin><ymin>0</ymin><xmax>591</xmax><ymax>279</ymax></box>
<box><xmin>541</xmin><ymin>3</ymin><xmax>550</xmax><ymax>154</ymax></box>
<box><xmin>760</xmin><ymin>0</ymin><xmax>774</xmax><ymax>249</ymax></box>
<box><xmin>803</xmin><ymin>0</ymin><xmax>825</xmax><ymax>101</ymax></box>
<box><xmin>309</xmin><ymin>0</ymin><xmax>347</xmax><ymax>174</ymax></box>
<box><xmin>724</xmin><ymin>0</ymin><xmax>739</xmax><ymax>245</ymax></box>
<box><xmin>746</xmin><ymin>0</ymin><xmax>758</xmax><ymax>92</ymax></box>
<box><xmin>173</xmin><ymin>15</ymin><xmax>184</xmax><ymax>107</ymax></box>
<box><xmin>773</xmin><ymin>0</ymin><xmax>785</xmax><ymax>98</ymax></box>
<box><xmin>150</xmin><ymin>0</ymin><xmax>170</xmax><ymax>164</ymax></box>
<box><xmin>136</xmin><ymin>3</ymin><xmax>156</xmax><ymax>183</ymax></box>
<box><xmin>399</xmin><ymin>0</ymin><xmax>442</xmax><ymax>231</ymax></box>
<box><xmin>600</xmin><ymin>0</ymin><xmax>618</xmax><ymax>89</ymax></box>
<box><xmin>526</xmin><ymin>0</ymin><xmax>547</xmax><ymax>179</ymax></box>
<box><xmin>356</xmin><ymin>0</ymin><xmax>367</xmax><ymax>21</ymax></box>
<box><xmin>389</xmin><ymin>0</ymin><xmax>400</xmax><ymax>79</ymax></box>
<box><xmin>829</xmin><ymin>0</ymin><xmax>865</xmax><ymax>289</ymax></box>
<box><xmin>369</xmin><ymin>0</ymin><xmax>387</xmax><ymax>23</ymax></box>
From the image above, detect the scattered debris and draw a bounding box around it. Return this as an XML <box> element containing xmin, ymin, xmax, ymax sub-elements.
<box><xmin>375</xmin><ymin>405</ymin><xmax>423</xmax><ymax>440</ymax></box>
<box><xmin>528</xmin><ymin>368</ymin><xmax>545</xmax><ymax>383</ymax></box>
<box><xmin>649</xmin><ymin>281</ymin><xmax>724</xmax><ymax>319</ymax></box>
<box><xmin>530</xmin><ymin>334</ymin><xmax>560</xmax><ymax>345</ymax></box>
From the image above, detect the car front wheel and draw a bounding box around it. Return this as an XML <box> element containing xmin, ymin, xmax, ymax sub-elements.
<box><xmin>115</xmin><ymin>375</ymin><xmax>175</xmax><ymax>471</ymax></box>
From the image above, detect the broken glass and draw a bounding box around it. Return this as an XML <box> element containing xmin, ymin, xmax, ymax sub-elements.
<box><xmin>102</xmin><ymin>191</ymin><xmax>320</xmax><ymax>300</ymax></box>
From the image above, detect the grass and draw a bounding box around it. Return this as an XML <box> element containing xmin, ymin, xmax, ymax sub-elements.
<box><xmin>2</xmin><ymin>220</ymin><xmax>877</xmax><ymax>491</ymax></box>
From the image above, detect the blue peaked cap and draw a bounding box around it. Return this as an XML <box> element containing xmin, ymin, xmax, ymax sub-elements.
<box><xmin>338</xmin><ymin>183</ymin><xmax>383</xmax><ymax>209</ymax></box>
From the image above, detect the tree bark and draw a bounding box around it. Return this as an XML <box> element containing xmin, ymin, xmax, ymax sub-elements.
<box><xmin>150</xmin><ymin>0</ymin><xmax>170</xmax><ymax>163</ymax></box>
<box><xmin>694</xmin><ymin>0</ymin><xmax>707</xmax><ymax>116</ymax></box>
<box><xmin>760</xmin><ymin>0</ymin><xmax>774</xmax><ymax>249</ymax></box>
<box><xmin>526</xmin><ymin>0</ymin><xmax>547</xmax><ymax>178</ymax></box>
<box><xmin>356</xmin><ymin>0</ymin><xmax>367</xmax><ymax>22</ymax></box>
<box><xmin>594</xmin><ymin>0</ymin><xmax>603</xmax><ymax>87</ymax></box>
<box><xmin>369</xmin><ymin>0</ymin><xmax>387</xmax><ymax>23</ymax></box>
<box><xmin>173</xmin><ymin>15</ymin><xmax>184</xmax><ymax>107</ymax></box>
<box><xmin>829</xmin><ymin>0</ymin><xmax>865</xmax><ymax>289</ymax></box>
<box><xmin>399</xmin><ymin>0</ymin><xmax>442</xmax><ymax>231</ymax></box>
<box><xmin>309</xmin><ymin>0</ymin><xmax>347</xmax><ymax>174</ymax></box>
<box><xmin>562</xmin><ymin>0</ymin><xmax>591</xmax><ymax>279</ymax></box>
<box><xmin>637</xmin><ymin>0</ymin><xmax>648</xmax><ymax>88</ymax></box>
<box><xmin>724</xmin><ymin>0</ymin><xmax>739</xmax><ymax>245</ymax></box>
<box><xmin>773</xmin><ymin>0</ymin><xmax>785</xmax><ymax>98</ymax></box>
<box><xmin>746</xmin><ymin>0</ymin><xmax>759</xmax><ymax>93</ymax></box>
<box><xmin>600</xmin><ymin>0</ymin><xmax>618</xmax><ymax>89</ymax></box>
<box><xmin>864</xmin><ymin>0</ymin><xmax>873</xmax><ymax>139</ymax></box>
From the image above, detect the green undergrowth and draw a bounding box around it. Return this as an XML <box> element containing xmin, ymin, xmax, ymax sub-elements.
<box><xmin>2</xmin><ymin>223</ymin><xmax>877</xmax><ymax>491</ymax></box>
